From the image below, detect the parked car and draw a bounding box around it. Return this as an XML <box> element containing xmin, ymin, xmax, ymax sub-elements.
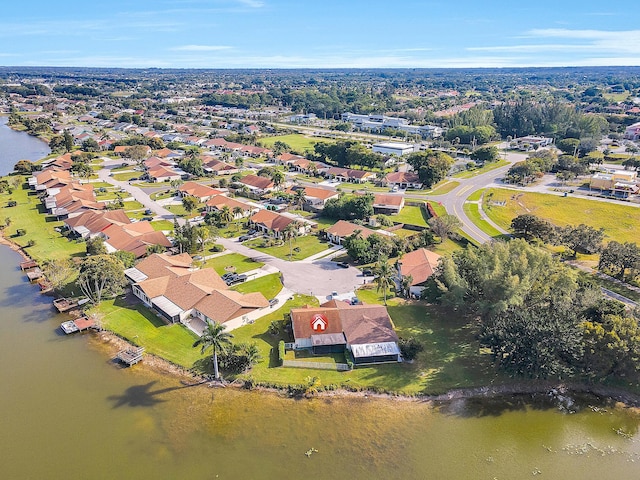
<box><xmin>193</xmin><ymin>255</ymin><xmax>203</xmax><ymax>261</ymax></box>
<box><xmin>238</xmin><ymin>234</ymin><xmax>253</xmax><ymax>242</ymax></box>
<box><xmin>228</xmin><ymin>274</ymin><xmax>247</xmax><ymax>286</ymax></box>
<box><xmin>269</xmin><ymin>298</ymin><xmax>279</xmax><ymax>307</ymax></box>
<box><xmin>336</xmin><ymin>261</ymin><xmax>349</xmax><ymax>269</ymax></box>
<box><xmin>141</xmin><ymin>216</ymin><xmax>153</xmax><ymax>222</ymax></box>
<box><xmin>144</xmin><ymin>209</ymin><xmax>153</xmax><ymax>215</ymax></box>
<box><xmin>221</xmin><ymin>273</ymin><xmax>235</xmax><ymax>281</ymax></box>
<box><xmin>361</xmin><ymin>269</ymin><xmax>373</xmax><ymax>276</ymax></box>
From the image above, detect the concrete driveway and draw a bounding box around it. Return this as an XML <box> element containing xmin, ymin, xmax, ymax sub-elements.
<box><xmin>215</xmin><ymin>236</ymin><xmax>366</xmax><ymax>298</ymax></box>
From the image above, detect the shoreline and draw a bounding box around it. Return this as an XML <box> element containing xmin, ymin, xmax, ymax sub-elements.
<box><xmin>3</xmin><ymin>220</ymin><xmax>640</xmax><ymax>408</ymax></box>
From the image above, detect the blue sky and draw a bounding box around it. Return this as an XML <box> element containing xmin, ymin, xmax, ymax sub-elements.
<box><xmin>2</xmin><ymin>0</ymin><xmax>639</xmax><ymax>68</ymax></box>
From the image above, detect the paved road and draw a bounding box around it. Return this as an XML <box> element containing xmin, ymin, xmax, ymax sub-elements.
<box><xmin>97</xmin><ymin>164</ymin><xmax>184</xmax><ymax>224</ymax></box>
<box><xmin>215</xmin><ymin>236</ymin><xmax>367</xmax><ymax>298</ymax></box>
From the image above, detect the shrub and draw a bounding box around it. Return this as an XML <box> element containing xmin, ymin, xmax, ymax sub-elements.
<box><xmin>278</xmin><ymin>340</ymin><xmax>285</xmax><ymax>366</ymax></box>
<box><xmin>399</xmin><ymin>337</ymin><xmax>424</xmax><ymax>361</ymax></box>
<box><xmin>7</xmin><ymin>200</ymin><xmax>17</xmax><ymax>207</ymax></box>
<box><xmin>344</xmin><ymin>349</ymin><xmax>355</xmax><ymax>370</ymax></box>
<box><xmin>16</xmin><ymin>228</ymin><xmax>26</xmax><ymax>236</ymax></box>
<box><xmin>27</xmin><ymin>240</ymin><xmax>36</xmax><ymax>247</ymax></box>
<box><xmin>209</xmin><ymin>243</ymin><xmax>224</xmax><ymax>252</ymax></box>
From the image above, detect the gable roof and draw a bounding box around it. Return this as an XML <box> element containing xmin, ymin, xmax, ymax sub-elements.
<box><xmin>195</xmin><ymin>290</ymin><xmax>268</xmax><ymax>324</ymax></box>
<box><xmin>326</xmin><ymin>220</ymin><xmax>376</xmax><ymax>239</ymax></box>
<box><xmin>178</xmin><ymin>181</ymin><xmax>222</xmax><ymax>199</ymax></box>
<box><xmin>373</xmin><ymin>193</ymin><xmax>404</xmax><ymax>208</ymax></box>
<box><xmin>206</xmin><ymin>194</ymin><xmax>254</xmax><ymax>212</ymax></box>
<box><xmin>239</xmin><ymin>174</ymin><xmax>274</xmax><ymax>190</ymax></box>
<box><xmin>64</xmin><ymin>209</ymin><xmax>131</xmax><ymax>233</ymax></box>
<box><xmin>250</xmin><ymin>209</ymin><xmax>294</xmax><ymax>232</ymax></box>
<box><xmin>385</xmin><ymin>171</ymin><xmax>421</xmax><ymax>184</ymax></box>
<box><xmin>286</xmin><ymin>185</ymin><xmax>338</xmax><ymax>201</ymax></box>
<box><xmin>399</xmin><ymin>248</ymin><xmax>442</xmax><ymax>286</ymax></box>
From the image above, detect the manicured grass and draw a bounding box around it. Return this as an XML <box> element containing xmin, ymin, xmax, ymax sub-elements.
<box><xmin>453</xmin><ymin>159</ymin><xmax>509</xmax><ymax>179</ymax></box>
<box><xmin>112</xmin><ymin>171</ymin><xmax>140</xmax><ymax>181</ymax></box>
<box><xmin>428</xmin><ymin>201</ymin><xmax>447</xmax><ymax>217</ymax></box>
<box><xmin>0</xmin><ymin>181</ymin><xmax>86</xmax><ymax>261</ymax></box>
<box><xmin>122</xmin><ymin>200</ymin><xmax>145</xmax><ymax>211</ymax></box>
<box><xmin>232</xmin><ymin>273</ymin><xmax>283</xmax><ymax>299</ymax></box>
<box><xmin>483</xmin><ymin>188</ymin><xmax>640</xmax><ymax>244</ymax></box>
<box><xmin>429</xmin><ymin>238</ymin><xmax>465</xmax><ymax>256</ymax></box>
<box><xmin>425</xmin><ymin>180</ymin><xmax>460</xmax><ymax>195</ymax></box>
<box><xmin>150</xmin><ymin>220</ymin><xmax>175</xmax><ymax>231</ymax></box>
<box><xmin>463</xmin><ymin>202</ymin><xmax>506</xmax><ymax>238</ymax></box>
<box><xmin>465</xmin><ymin>189</ymin><xmax>484</xmax><ymax>202</ymax></box>
<box><xmin>204</xmin><ymin>252</ymin><xmax>264</xmax><ymax>275</ymax></box>
<box><xmin>89</xmin><ymin>181</ymin><xmax>116</xmax><ymax>189</ymax></box>
<box><xmin>95</xmin><ymin>190</ymin><xmax>128</xmax><ymax>201</ymax></box>
<box><xmin>259</xmin><ymin>134</ymin><xmax>329</xmax><ymax>153</ymax></box>
<box><xmin>243</xmin><ymin>234</ymin><xmax>330</xmax><ymax>261</ymax></box>
<box><xmin>394</xmin><ymin>205</ymin><xmax>428</xmax><ymax>227</ymax></box>
<box><xmin>165</xmin><ymin>204</ymin><xmax>190</xmax><ymax>217</ymax></box>
<box><xmin>95</xmin><ymin>297</ymin><xmax>205</xmax><ymax>368</ymax></box>
<box><xmin>232</xmin><ymin>289</ymin><xmax>502</xmax><ymax>395</ymax></box>
<box><xmin>150</xmin><ymin>190</ymin><xmax>175</xmax><ymax>201</ymax></box>
<box><xmin>313</xmin><ymin>216</ymin><xmax>337</xmax><ymax>230</ymax></box>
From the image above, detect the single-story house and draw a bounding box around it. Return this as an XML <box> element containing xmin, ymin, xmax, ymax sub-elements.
<box><xmin>290</xmin><ymin>300</ymin><xmax>401</xmax><ymax>364</ymax></box>
<box><xmin>203</xmin><ymin>158</ymin><xmax>239</xmax><ymax>175</ymax></box>
<box><xmin>238</xmin><ymin>174</ymin><xmax>275</xmax><ymax>194</ymax></box>
<box><xmin>178</xmin><ymin>182</ymin><xmax>223</xmax><ymax>202</ymax></box>
<box><xmin>372</xmin><ymin>193</ymin><xmax>405</xmax><ymax>215</ymax></box>
<box><xmin>249</xmin><ymin>209</ymin><xmax>309</xmax><ymax>238</ymax></box>
<box><xmin>205</xmin><ymin>195</ymin><xmax>259</xmax><ymax>218</ymax></box>
<box><xmin>396</xmin><ymin>248</ymin><xmax>442</xmax><ymax>297</ymax></box>
<box><xmin>383</xmin><ymin>171</ymin><xmax>423</xmax><ymax>190</ymax></box>
<box><xmin>126</xmin><ymin>253</ymin><xmax>267</xmax><ymax>324</ymax></box>
<box><xmin>148</xmin><ymin>165</ymin><xmax>183</xmax><ymax>183</ymax></box>
<box><xmin>325</xmin><ymin>220</ymin><xmax>393</xmax><ymax>245</ymax></box>
<box><xmin>324</xmin><ymin>167</ymin><xmax>376</xmax><ymax>183</ymax></box>
<box><xmin>284</xmin><ymin>185</ymin><xmax>339</xmax><ymax>208</ymax></box>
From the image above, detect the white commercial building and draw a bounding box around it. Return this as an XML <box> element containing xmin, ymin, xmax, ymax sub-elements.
<box><xmin>372</xmin><ymin>142</ymin><xmax>417</xmax><ymax>156</ymax></box>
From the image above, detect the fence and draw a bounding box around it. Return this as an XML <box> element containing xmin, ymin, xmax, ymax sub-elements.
<box><xmin>282</xmin><ymin>360</ymin><xmax>351</xmax><ymax>371</ymax></box>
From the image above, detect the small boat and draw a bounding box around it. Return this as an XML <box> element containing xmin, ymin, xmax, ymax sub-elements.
<box><xmin>60</xmin><ymin>320</ymin><xmax>79</xmax><ymax>334</ymax></box>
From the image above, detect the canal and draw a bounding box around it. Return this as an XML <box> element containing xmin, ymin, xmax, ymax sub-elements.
<box><xmin>0</xmin><ymin>116</ymin><xmax>51</xmax><ymax>175</ymax></box>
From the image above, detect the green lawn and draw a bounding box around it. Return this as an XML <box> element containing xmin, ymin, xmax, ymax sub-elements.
<box><xmin>453</xmin><ymin>159</ymin><xmax>509</xmax><ymax>179</ymax></box>
<box><xmin>150</xmin><ymin>190</ymin><xmax>175</xmax><ymax>201</ymax></box>
<box><xmin>429</xmin><ymin>238</ymin><xmax>465</xmax><ymax>256</ymax></box>
<box><xmin>425</xmin><ymin>180</ymin><xmax>461</xmax><ymax>195</ymax></box>
<box><xmin>112</xmin><ymin>171</ymin><xmax>140</xmax><ymax>181</ymax></box>
<box><xmin>95</xmin><ymin>297</ymin><xmax>205</xmax><ymax>368</ymax></box>
<box><xmin>483</xmin><ymin>188</ymin><xmax>640</xmax><ymax>243</ymax></box>
<box><xmin>259</xmin><ymin>134</ymin><xmax>329</xmax><ymax>153</ymax></box>
<box><xmin>394</xmin><ymin>205</ymin><xmax>428</xmax><ymax>227</ymax></box>
<box><xmin>465</xmin><ymin>189</ymin><xmax>484</xmax><ymax>202</ymax></box>
<box><xmin>0</xmin><ymin>180</ymin><xmax>86</xmax><ymax>261</ymax></box>
<box><xmin>204</xmin><ymin>252</ymin><xmax>264</xmax><ymax>275</ymax></box>
<box><xmin>232</xmin><ymin>273</ymin><xmax>283</xmax><ymax>299</ymax></box>
<box><xmin>243</xmin><ymin>234</ymin><xmax>330</xmax><ymax>261</ymax></box>
<box><xmin>428</xmin><ymin>201</ymin><xmax>447</xmax><ymax>217</ymax></box>
<box><xmin>463</xmin><ymin>202</ymin><xmax>506</xmax><ymax>238</ymax></box>
<box><xmin>231</xmin><ymin>289</ymin><xmax>502</xmax><ymax>395</ymax></box>
<box><xmin>90</xmin><ymin>181</ymin><xmax>116</xmax><ymax>189</ymax></box>
<box><xmin>150</xmin><ymin>220</ymin><xmax>175</xmax><ymax>231</ymax></box>
<box><xmin>122</xmin><ymin>200</ymin><xmax>145</xmax><ymax>211</ymax></box>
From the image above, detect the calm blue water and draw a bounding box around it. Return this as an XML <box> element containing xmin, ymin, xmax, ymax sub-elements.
<box><xmin>0</xmin><ymin>116</ymin><xmax>51</xmax><ymax>175</ymax></box>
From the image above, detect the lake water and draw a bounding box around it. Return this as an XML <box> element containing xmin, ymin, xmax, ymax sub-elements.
<box><xmin>1</xmin><ymin>245</ymin><xmax>639</xmax><ymax>479</ymax></box>
<box><xmin>0</xmin><ymin>116</ymin><xmax>51</xmax><ymax>175</ymax></box>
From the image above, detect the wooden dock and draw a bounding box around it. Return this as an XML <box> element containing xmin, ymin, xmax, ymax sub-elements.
<box><xmin>20</xmin><ymin>260</ymin><xmax>38</xmax><ymax>271</ymax></box>
<box><xmin>60</xmin><ymin>315</ymin><xmax>95</xmax><ymax>335</ymax></box>
<box><xmin>53</xmin><ymin>297</ymin><xmax>89</xmax><ymax>313</ymax></box>
<box><xmin>26</xmin><ymin>268</ymin><xmax>44</xmax><ymax>281</ymax></box>
<box><xmin>116</xmin><ymin>347</ymin><xmax>145</xmax><ymax>366</ymax></box>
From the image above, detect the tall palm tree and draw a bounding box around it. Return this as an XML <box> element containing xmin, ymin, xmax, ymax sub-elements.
<box><xmin>293</xmin><ymin>188</ymin><xmax>306</xmax><ymax>210</ymax></box>
<box><xmin>193</xmin><ymin>321</ymin><xmax>233</xmax><ymax>380</ymax></box>
<box><xmin>374</xmin><ymin>256</ymin><xmax>394</xmax><ymax>306</ymax></box>
<box><xmin>282</xmin><ymin>221</ymin><xmax>301</xmax><ymax>260</ymax></box>
<box><xmin>271</xmin><ymin>170</ymin><xmax>285</xmax><ymax>190</ymax></box>
<box><xmin>220</xmin><ymin>205</ymin><xmax>233</xmax><ymax>226</ymax></box>
<box><xmin>232</xmin><ymin>206</ymin><xmax>244</xmax><ymax>231</ymax></box>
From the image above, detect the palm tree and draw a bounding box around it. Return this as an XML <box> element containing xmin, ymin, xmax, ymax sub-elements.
<box><xmin>293</xmin><ymin>188</ymin><xmax>306</xmax><ymax>211</ymax></box>
<box><xmin>232</xmin><ymin>206</ymin><xmax>244</xmax><ymax>231</ymax></box>
<box><xmin>271</xmin><ymin>170</ymin><xmax>285</xmax><ymax>190</ymax></box>
<box><xmin>282</xmin><ymin>221</ymin><xmax>301</xmax><ymax>260</ymax></box>
<box><xmin>374</xmin><ymin>256</ymin><xmax>394</xmax><ymax>306</ymax></box>
<box><xmin>193</xmin><ymin>321</ymin><xmax>233</xmax><ymax>380</ymax></box>
<box><xmin>220</xmin><ymin>205</ymin><xmax>233</xmax><ymax>227</ymax></box>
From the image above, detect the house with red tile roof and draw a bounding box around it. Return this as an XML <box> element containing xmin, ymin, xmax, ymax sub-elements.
<box><xmin>178</xmin><ymin>181</ymin><xmax>223</xmax><ymax>202</ymax></box>
<box><xmin>238</xmin><ymin>174</ymin><xmax>275</xmax><ymax>193</ymax></box>
<box><xmin>125</xmin><ymin>253</ymin><xmax>267</xmax><ymax>324</ymax></box>
<box><xmin>284</xmin><ymin>185</ymin><xmax>339</xmax><ymax>208</ymax></box>
<box><xmin>205</xmin><ymin>195</ymin><xmax>259</xmax><ymax>218</ymax></box>
<box><xmin>396</xmin><ymin>248</ymin><xmax>441</xmax><ymax>297</ymax></box>
<box><xmin>249</xmin><ymin>209</ymin><xmax>309</xmax><ymax>238</ymax></box>
<box><xmin>372</xmin><ymin>193</ymin><xmax>405</xmax><ymax>215</ymax></box>
<box><xmin>325</xmin><ymin>220</ymin><xmax>394</xmax><ymax>245</ymax></box>
<box><xmin>383</xmin><ymin>171</ymin><xmax>423</xmax><ymax>189</ymax></box>
<box><xmin>290</xmin><ymin>300</ymin><xmax>400</xmax><ymax>364</ymax></box>
<box><xmin>148</xmin><ymin>165</ymin><xmax>183</xmax><ymax>183</ymax></box>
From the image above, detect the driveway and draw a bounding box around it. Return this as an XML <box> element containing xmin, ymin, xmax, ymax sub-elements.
<box><xmin>215</xmin><ymin>236</ymin><xmax>366</xmax><ymax>298</ymax></box>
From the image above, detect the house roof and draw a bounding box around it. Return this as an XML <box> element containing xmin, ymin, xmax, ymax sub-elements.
<box><xmin>250</xmin><ymin>209</ymin><xmax>294</xmax><ymax>232</ymax></box>
<box><xmin>178</xmin><ymin>181</ymin><xmax>222</xmax><ymax>199</ymax></box>
<box><xmin>291</xmin><ymin>303</ymin><xmax>398</xmax><ymax>345</ymax></box>
<box><xmin>399</xmin><ymin>248</ymin><xmax>442</xmax><ymax>286</ymax></box>
<box><xmin>326</xmin><ymin>220</ymin><xmax>376</xmax><ymax>239</ymax></box>
<box><xmin>286</xmin><ymin>186</ymin><xmax>338</xmax><ymax>201</ymax></box>
<box><xmin>103</xmin><ymin>222</ymin><xmax>172</xmax><ymax>257</ymax></box>
<box><xmin>64</xmin><ymin>209</ymin><xmax>130</xmax><ymax>233</ymax></box>
<box><xmin>148</xmin><ymin>165</ymin><xmax>180</xmax><ymax>179</ymax></box>
<box><xmin>195</xmin><ymin>290</ymin><xmax>268</xmax><ymax>324</ymax></box>
<box><xmin>206</xmin><ymin>194</ymin><xmax>253</xmax><ymax>212</ymax></box>
<box><xmin>385</xmin><ymin>171</ymin><xmax>421</xmax><ymax>184</ymax></box>
<box><xmin>277</xmin><ymin>153</ymin><xmax>305</xmax><ymax>162</ymax></box>
<box><xmin>373</xmin><ymin>193</ymin><xmax>404</xmax><ymax>208</ymax></box>
<box><xmin>239</xmin><ymin>174</ymin><xmax>274</xmax><ymax>190</ymax></box>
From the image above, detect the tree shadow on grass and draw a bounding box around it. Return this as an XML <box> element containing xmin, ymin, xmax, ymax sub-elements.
<box><xmin>107</xmin><ymin>380</ymin><xmax>191</xmax><ymax>408</ymax></box>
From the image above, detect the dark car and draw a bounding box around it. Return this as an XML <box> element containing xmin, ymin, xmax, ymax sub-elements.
<box><xmin>227</xmin><ymin>274</ymin><xmax>247</xmax><ymax>286</ymax></box>
<box><xmin>361</xmin><ymin>269</ymin><xmax>373</xmax><ymax>276</ymax></box>
<box><xmin>222</xmin><ymin>272</ymin><xmax>235</xmax><ymax>281</ymax></box>
<box><xmin>268</xmin><ymin>298</ymin><xmax>279</xmax><ymax>307</ymax></box>
<box><xmin>336</xmin><ymin>261</ymin><xmax>349</xmax><ymax>269</ymax></box>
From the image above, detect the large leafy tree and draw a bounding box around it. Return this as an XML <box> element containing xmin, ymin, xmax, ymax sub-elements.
<box><xmin>427</xmin><ymin>214</ymin><xmax>461</xmax><ymax>243</ymax></box>
<box><xmin>406</xmin><ymin>150</ymin><xmax>454</xmax><ymax>188</ymax></box>
<box><xmin>510</xmin><ymin>214</ymin><xmax>554</xmax><ymax>242</ymax></box>
<box><xmin>598</xmin><ymin>241</ymin><xmax>640</xmax><ymax>282</ymax></box>
<box><xmin>193</xmin><ymin>322</ymin><xmax>234</xmax><ymax>380</ymax></box>
<box><xmin>77</xmin><ymin>255</ymin><xmax>126</xmax><ymax>304</ymax></box>
<box><xmin>556</xmin><ymin>224</ymin><xmax>605</xmax><ymax>257</ymax></box>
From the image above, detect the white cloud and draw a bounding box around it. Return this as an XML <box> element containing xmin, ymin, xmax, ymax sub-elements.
<box><xmin>170</xmin><ymin>45</ymin><xmax>232</xmax><ymax>51</ymax></box>
<box><xmin>237</xmin><ymin>0</ymin><xmax>264</xmax><ymax>7</ymax></box>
